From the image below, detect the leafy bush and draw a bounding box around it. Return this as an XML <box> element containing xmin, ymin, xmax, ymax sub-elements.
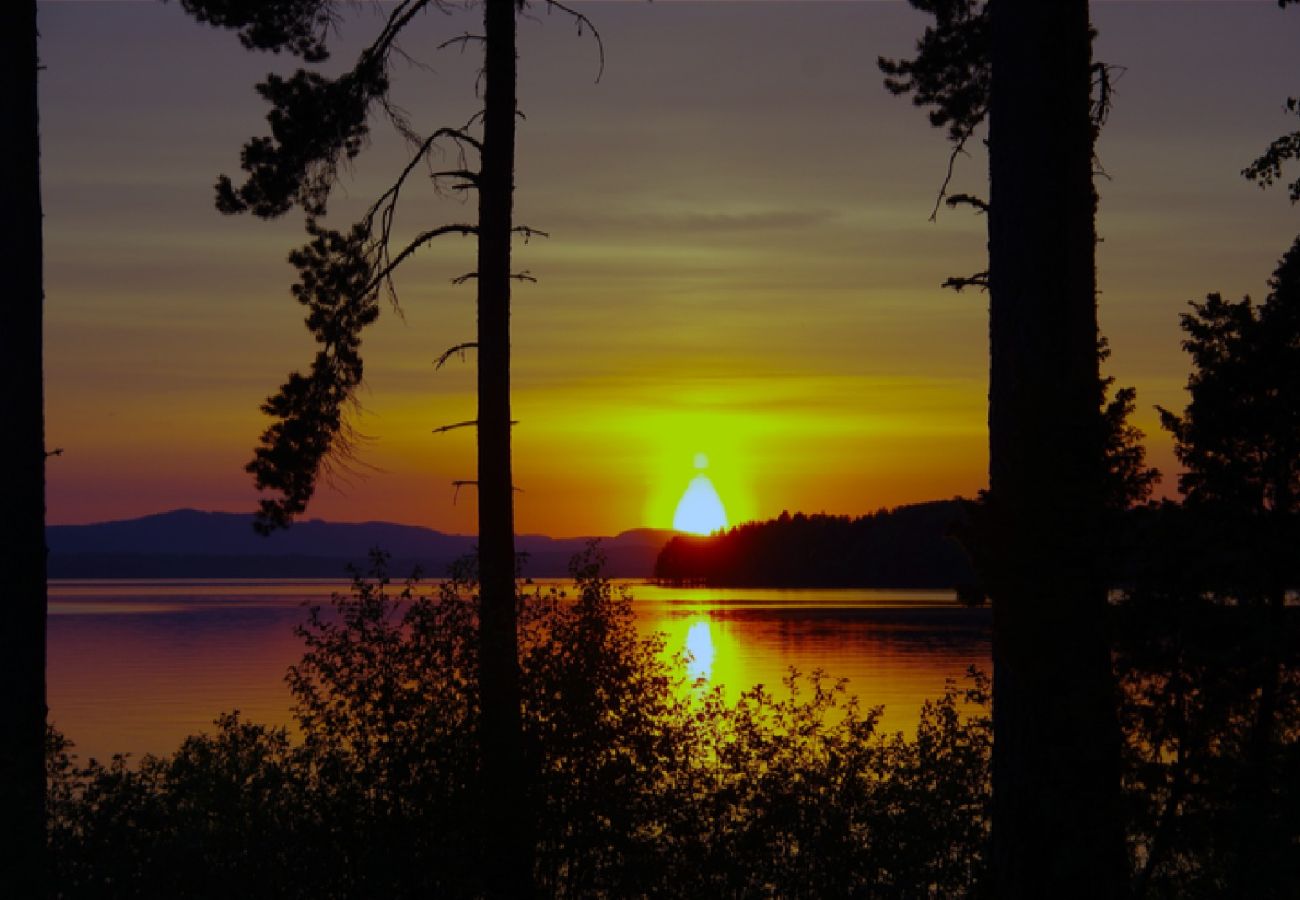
<box><xmin>48</xmin><ymin>548</ymin><xmax>992</xmax><ymax>898</ymax></box>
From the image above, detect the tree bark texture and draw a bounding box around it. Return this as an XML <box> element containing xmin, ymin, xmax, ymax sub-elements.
<box><xmin>0</xmin><ymin>1</ymin><xmax>48</xmax><ymax>894</ymax></box>
<box><xmin>477</xmin><ymin>0</ymin><xmax>531</xmax><ymax>894</ymax></box>
<box><xmin>987</xmin><ymin>1</ymin><xmax>1128</xmax><ymax>895</ymax></box>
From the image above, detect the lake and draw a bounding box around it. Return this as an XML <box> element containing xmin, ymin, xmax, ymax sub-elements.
<box><xmin>47</xmin><ymin>579</ymin><xmax>992</xmax><ymax>763</ymax></box>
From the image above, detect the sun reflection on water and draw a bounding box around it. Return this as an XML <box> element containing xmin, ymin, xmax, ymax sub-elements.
<box><xmin>47</xmin><ymin>580</ymin><xmax>992</xmax><ymax>760</ymax></box>
<box><xmin>684</xmin><ymin>619</ymin><xmax>715</xmax><ymax>681</ymax></box>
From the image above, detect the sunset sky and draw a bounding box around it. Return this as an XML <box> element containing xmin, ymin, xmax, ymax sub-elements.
<box><xmin>39</xmin><ymin>1</ymin><xmax>1300</xmax><ymax>536</ymax></box>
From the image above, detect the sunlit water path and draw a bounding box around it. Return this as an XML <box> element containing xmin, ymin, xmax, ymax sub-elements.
<box><xmin>48</xmin><ymin>579</ymin><xmax>991</xmax><ymax>763</ymax></box>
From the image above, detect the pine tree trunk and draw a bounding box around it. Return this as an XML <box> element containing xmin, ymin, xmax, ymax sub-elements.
<box><xmin>0</xmin><ymin>1</ymin><xmax>48</xmax><ymax>894</ymax></box>
<box><xmin>986</xmin><ymin>1</ymin><xmax>1128</xmax><ymax>895</ymax></box>
<box><xmin>477</xmin><ymin>0</ymin><xmax>531</xmax><ymax>894</ymax></box>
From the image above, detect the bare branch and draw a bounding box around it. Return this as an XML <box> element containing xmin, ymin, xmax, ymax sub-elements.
<box><xmin>365</xmin><ymin>127</ymin><xmax>482</xmax><ymax>225</ymax></box>
<box><xmin>451</xmin><ymin>480</ymin><xmax>476</xmax><ymax>504</ymax></box>
<box><xmin>438</xmin><ymin>33</ymin><xmax>486</xmax><ymax>52</ymax></box>
<box><xmin>543</xmin><ymin>0</ymin><xmax>606</xmax><ymax>82</ymax></box>
<box><xmin>450</xmin><ymin>480</ymin><xmax>522</xmax><ymax>504</ymax></box>
<box><xmin>437</xmin><ymin>126</ymin><xmax>483</xmax><ymax>155</ymax></box>
<box><xmin>434</xmin><ymin>342</ymin><xmax>478</xmax><ymax>369</ymax></box>
<box><xmin>456</xmin><ymin>270</ymin><xmax>535</xmax><ymax>284</ymax></box>
<box><xmin>929</xmin><ymin>131</ymin><xmax>973</xmax><ymax>222</ymax></box>
<box><xmin>358</xmin><ymin>125</ymin><xmax>485</xmax><ymax>311</ymax></box>
<box><xmin>513</xmin><ymin>225</ymin><xmax>549</xmax><ymax>242</ymax></box>
<box><xmin>364</xmin><ymin>224</ymin><xmax>477</xmax><ymax>296</ymax></box>
<box><xmin>1091</xmin><ymin>63</ymin><xmax>1125</xmax><ymax>179</ymax></box>
<box><xmin>942</xmin><ymin>271</ymin><xmax>990</xmax><ymax>293</ymax></box>
<box><xmin>44</xmin><ymin>447</ymin><xmax>64</xmax><ymax>459</ymax></box>
<box><xmin>388</xmin><ymin>41</ymin><xmax>438</xmax><ymax>76</ymax></box>
<box><xmin>380</xmin><ymin>94</ymin><xmax>422</xmax><ymax>148</ymax></box>
<box><xmin>1091</xmin><ymin>62</ymin><xmax>1125</xmax><ymax>131</ymax></box>
<box><xmin>366</xmin><ymin>0</ymin><xmax>434</xmax><ymax>69</ymax></box>
<box><xmin>433</xmin><ymin>420</ymin><xmax>478</xmax><ymax>435</ymax></box>
<box><xmin>430</xmin><ymin>169</ymin><xmax>480</xmax><ymax>189</ymax></box>
<box><xmin>434</xmin><ymin>418</ymin><xmax>519</xmax><ymax>434</ymax></box>
<box><xmin>945</xmin><ymin>192</ymin><xmax>989</xmax><ymax>214</ymax></box>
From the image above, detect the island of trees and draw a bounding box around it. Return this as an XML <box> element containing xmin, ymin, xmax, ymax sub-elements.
<box><xmin>654</xmin><ymin>501</ymin><xmax>976</xmax><ymax>589</ymax></box>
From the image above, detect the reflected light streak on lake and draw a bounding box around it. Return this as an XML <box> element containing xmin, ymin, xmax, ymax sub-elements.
<box><xmin>48</xmin><ymin>580</ymin><xmax>991</xmax><ymax>763</ymax></box>
<box><xmin>682</xmin><ymin>619</ymin><xmax>717</xmax><ymax>682</ymax></box>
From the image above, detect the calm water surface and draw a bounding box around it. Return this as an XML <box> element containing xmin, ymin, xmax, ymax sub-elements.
<box><xmin>48</xmin><ymin>579</ymin><xmax>991</xmax><ymax>762</ymax></box>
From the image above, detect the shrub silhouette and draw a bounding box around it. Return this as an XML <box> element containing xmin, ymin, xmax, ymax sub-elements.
<box><xmin>48</xmin><ymin>548</ymin><xmax>992</xmax><ymax>898</ymax></box>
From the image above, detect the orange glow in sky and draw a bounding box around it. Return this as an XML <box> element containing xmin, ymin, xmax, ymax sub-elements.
<box><xmin>37</xmin><ymin>3</ymin><xmax>1300</xmax><ymax>536</ymax></box>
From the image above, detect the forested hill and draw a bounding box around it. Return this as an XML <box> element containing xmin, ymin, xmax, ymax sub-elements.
<box><xmin>653</xmin><ymin>500</ymin><xmax>975</xmax><ymax>588</ymax></box>
<box><xmin>47</xmin><ymin>509</ymin><xmax>675</xmax><ymax>579</ymax></box>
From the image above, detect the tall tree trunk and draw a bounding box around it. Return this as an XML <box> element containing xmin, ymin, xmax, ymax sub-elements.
<box><xmin>0</xmin><ymin>1</ymin><xmax>48</xmax><ymax>894</ymax></box>
<box><xmin>477</xmin><ymin>0</ymin><xmax>531</xmax><ymax>894</ymax></box>
<box><xmin>986</xmin><ymin>1</ymin><xmax>1128</xmax><ymax>895</ymax></box>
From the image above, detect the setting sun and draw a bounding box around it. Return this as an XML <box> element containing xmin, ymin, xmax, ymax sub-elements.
<box><xmin>672</xmin><ymin>454</ymin><xmax>729</xmax><ymax>534</ymax></box>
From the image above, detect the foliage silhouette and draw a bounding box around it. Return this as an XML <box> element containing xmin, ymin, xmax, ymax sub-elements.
<box><xmin>879</xmin><ymin>0</ymin><xmax>989</xmax><ymax>221</ymax></box>
<box><xmin>1242</xmin><ymin>0</ymin><xmax>1300</xmax><ymax>203</ymax></box>
<box><xmin>1158</xmin><ymin>238</ymin><xmax>1300</xmax><ymax>530</ymax></box>
<box><xmin>48</xmin><ymin>549</ymin><xmax>994</xmax><ymax>898</ymax></box>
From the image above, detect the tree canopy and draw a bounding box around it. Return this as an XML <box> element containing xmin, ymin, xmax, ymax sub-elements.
<box><xmin>1160</xmin><ymin>238</ymin><xmax>1300</xmax><ymax>518</ymax></box>
<box><xmin>178</xmin><ymin>0</ymin><xmax>499</xmax><ymax>533</ymax></box>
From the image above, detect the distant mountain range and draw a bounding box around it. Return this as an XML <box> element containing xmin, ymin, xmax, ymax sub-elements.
<box><xmin>47</xmin><ymin>509</ymin><xmax>678</xmax><ymax>579</ymax></box>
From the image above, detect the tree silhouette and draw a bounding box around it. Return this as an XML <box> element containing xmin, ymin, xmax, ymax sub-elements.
<box><xmin>0</xmin><ymin>1</ymin><xmax>48</xmax><ymax>893</ymax></box>
<box><xmin>985</xmin><ymin>7</ymin><xmax>1128</xmax><ymax>890</ymax></box>
<box><xmin>882</xmin><ymin>1</ymin><xmax>1129</xmax><ymax>893</ymax></box>
<box><xmin>179</xmin><ymin>1</ymin><xmax>598</xmax><ymax>893</ymax></box>
<box><xmin>1099</xmin><ymin>338</ymin><xmax>1160</xmax><ymax>513</ymax></box>
<box><xmin>1112</xmin><ymin>239</ymin><xmax>1300</xmax><ymax>897</ymax></box>
<box><xmin>1159</xmin><ymin>242</ymin><xmax>1300</xmax><ymax>532</ymax></box>
<box><xmin>1156</xmin><ymin>239</ymin><xmax>1300</xmax><ymax>891</ymax></box>
<box><xmin>653</xmin><ymin>502</ymin><xmax>976</xmax><ymax>588</ymax></box>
